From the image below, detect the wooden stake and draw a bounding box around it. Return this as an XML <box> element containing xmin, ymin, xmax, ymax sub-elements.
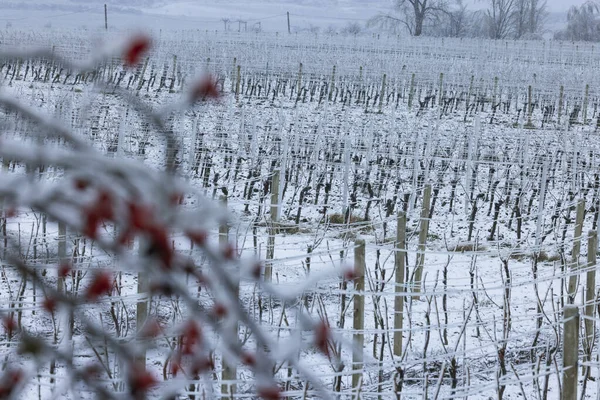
<box><xmin>297</xmin><ymin>62</ymin><xmax>303</xmax><ymax>98</ymax></box>
<box><xmin>466</xmin><ymin>75</ymin><xmax>474</xmax><ymax>110</ymax></box>
<box><xmin>265</xmin><ymin>170</ymin><xmax>280</xmax><ymax>283</ymax></box>
<box><xmin>104</xmin><ymin>4</ymin><xmax>108</xmax><ymax>31</ymax></box>
<box><xmin>568</xmin><ymin>198</ymin><xmax>585</xmax><ymax>302</ymax></box>
<box><xmin>235</xmin><ymin>65</ymin><xmax>241</xmax><ymax>102</ymax></box>
<box><xmin>271</xmin><ymin>169</ymin><xmax>280</xmax><ymax>223</ymax></box>
<box><xmin>378</xmin><ymin>73</ymin><xmax>386</xmax><ymax>113</ymax></box>
<box><xmin>527</xmin><ymin>85</ymin><xmax>533</xmax><ymax>127</ymax></box>
<box><xmin>352</xmin><ymin>239</ymin><xmax>365</xmax><ymax>390</ymax></box>
<box><xmin>408</xmin><ymin>73</ymin><xmax>416</xmax><ymax>109</ymax></box>
<box><xmin>58</xmin><ymin>222</ymin><xmax>66</xmax><ymax>293</ymax></box>
<box><xmin>584</xmin><ymin>231</ymin><xmax>597</xmax><ymax>369</ymax></box>
<box><xmin>137</xmin><ymin>242</ymin><xmax>148</xmax><ymax>367</ymax></box>
<box><xmin>438</xmin><ymin>72</ymin><xmax>444</xmax><ymax>106</ymax></box>
<box><xmin>220</xmin><ymin>195</ymin><xmax>237</xmax><ymax>399</ymax></box>
<box><xmin>583</xmin><ymin>84</ymin><xmax>590</xmax><ymax>124</ymax></box>
<box><xmin>287</xmin><ymin>12</ymin><xmax>291</xmax><ymax>34</ymax></box>
<box><xmin>562</xmin><ymin>305</ymin><xmax>579</xmax><ymax>400</ymax></box>
<box><xmin>329</xmin><ymin>65</ymin><xmax>336</xmax><ymax>102</ymax></box>
<box><xmin>394</xmin><ymin>213</ymin><xmax>406</xmax><ymax>357</ymax></box>
<box><xmin>413</xmin><ymin>184</ymin><xmax>432</xmax><ymax>297</ymax></box>
<box><xmin>493</xmin><ymin>76</ymin><xmax>498</xmax><ymax>105</ymax></box>
<box><xmin>558</xmin><ymin>85</ymin><xmax>564</xmax><ymax>124</ymax></box>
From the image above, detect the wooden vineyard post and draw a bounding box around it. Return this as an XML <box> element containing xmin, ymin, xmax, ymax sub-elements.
<box><xmin>526</xmin><ymin>85</ymin><xmax>533</xmax><ymax>127</ymax></box>
<box><xmin>51</xmin><ymin>220</ymin><xmax>67</xmax><ymax>383</ymax></box>
<box><xmin>359</xmin><ymin>66</ymin><xmax>364</xmax><ymax>104</ymax></box>
<box><xmin>413</xmin><ymin>184</ymin><xmax>432</xmax><ymax>297</ymax></box>
<box><xmin>466</xmin><ymin>75</ymin><xmax>474</xmax><ymax>111</ymax></box>
<box><xmin>438</xmin><ymin>72</ymin><xmax>444</xmax><ymax>106</ymax></box>
<box><xmin>408</xmin><ymin>73</ymin><xmax>416</xmax><ymax>109</ymax></box>
<box><xmin>58</xmin><ymin>222</ymin><xmax>66</xmax><ymax>293</ymax></box>
<box><xmin>568</xmin><ymin>198</ymin><xmax>585</xmax><ymax>303</ymax></box>
<box><xmin>231</xmin><ymin>58</ymin><xmax>237</xmax><ymax>92</ymax></box>
<box><xmin>329</xmin><ymin>65</ymin><xmax>336</xmax><ymax>102</ymax></box>
<box><xmin>558</xmin><ymin>85</ymin><xmax>564</xmax><ymax>124</ymax></box>
<box><xmin>492</xmin><ymin>76</ymin><xmax>498</xmax><ymax>105</ymax></box>
<box><xmin>287</xmin><ymin>11</ymin><xmax>291</xmax><ymax>34</ymax></box>
<box><xmin>137</xmin><ymin>243</ymin><xmax>148</xmax><ymax>368</ymax></box>
<box><xmin>169</xmin><ymin>55</ymin><xmax>177</xmax><ymax>92</ymax></box>
<box><xmin>1</xmin><ymin>159</ymin><xmax>7</xmax><ymax>258</ymax></box>
<box><xmin>136</xmin><ymin>57</ymin><xmax>149</xmax><ymax>93</ymax></box>
<box><xmin>235</xmin><ymin>65</ymin><xmax>241</xmax><ymax>103</ymax></box>
<box><xmin>378</xmin><ymin>73</ymin><xmax>386</xmax><ymax>114</ymax></box>
<box><xmin>352</xmin><ymin>239</ymin><xmax>365</xmax><ymax>390</ymax></box>
<box><xmin>584</xmin><ymin>231</ymin><xmax>597</xmax><ymax>374</ymax></box>
<box><xmin>270</xmin><ymin>168</ymin><xmax>280</xmax><ymax>223</ymax></box>
<box><xmin>265</xmin><ymin>169</ymin><xmax>280</xmax><ymax>282</ymax></box>
<box><xmin>583</xmin><ymin>84</ymin><xmax>590</xmax><ymax>124</ymax></box>
<box><xmin>104</xmin><ymin>4</ymin><xmax>108</xmax><ymax>31</ymax></box>
<box><xmin>220</xmin><ymin>195</ymin><xmax>237</xmax><ymax>399</ymax></box>
<box><xmin>394</xmin><ymin>212</ymin><xmax>406</xmax><ymax>357</ymax></box>
<box><xmin>297</xmin><ymin>62</ymin><xmax>303</xmax><ymax>99</ymax></box>
<box><xmin>562</xmin><ymin>305</ymin><xmax>579</xmax><ymax>400</ymax></box>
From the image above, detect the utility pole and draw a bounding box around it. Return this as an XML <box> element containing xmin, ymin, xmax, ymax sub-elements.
<box><xmin>104</xmin><ymin>4</ymin><xmax>108</xmax><ymax>31</ymax></box>
<box><xmin>287</xmin><ymin>11</ymin><xmax>291</xmax><ymax>34</ymax></box>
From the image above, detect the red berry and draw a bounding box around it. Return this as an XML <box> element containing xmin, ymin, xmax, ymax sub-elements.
<box><xmin>129</xmin><ymin>366</ymin><xmax>157</xmax><ymax>393</ymax></box>
<box><xmin>83</xmin><ymin>211</ymin><xmax>101</xmax><ymax>239</ymax></box>
<box><xmin>95</xmin><ymin>191</ymin><xmax>114</xmax><ymax>220</ymax></box>
<box><xmin>258</xmin><ymin>386</ymin><xmax>281</xmax><ymax>400</ymax></box>
<box><xmin>3</xmin><ymin>316</ymin><xmax>16</xmax><ymax>336</ymax></box>
<box><xmin>240</xmin><ymin>351</ymin><xmax>256</xmax><ymax>366</ymax></box>
<box><xmin>43</xmin><ymin>297</ymin><xmax>57</xmax><ymax>313</ymax></box>
<box><xmin>190</xmin><ymin>76</ymin><xmax>220</xmax><ymax>102</ymax></box>
<box><xmin>83</xmin><ymin>364</ymin><xmax>102</xmax><ymax>379</ymax></box>
<box><xmin>169</xmin><ymin>357</ymin><xmax>181</xmax><ymax>377</ymax></box>
<box><xmin>124</xmin><ymin>35</ymin><xmax>151</xmax><ymax>67</ymax></box>
<box><xmin>223</xmin><ymin>244</ymin><xmax>236</xmax><ymax>260</ymax></box>
<box><xmin>180</xmin><ymin>321</ymin><xmax>202</xmax><ymax>355</ymax></box>
<box><xmin>128</xmin><ymin>202</ymin><xmax>152</xmax><ymax>231</ymax></box>
<box><xmin>251</xmin><ymin>262</ymin><xmax>262</xmax><ymax>279</ymax></box>
<box><xmin>212</xmin><ymin>303</ymin><xmax>228</xmax><ymax>319</ymax></box>
<box><xmin>85</xmin><ymin>271</ymin><xmax>113</xmax><ymax>301</ymax></box>
<box><xmin>169</xmin><ymin>192</ymin><xmax>184</xmax><ymax>205</ymax></box>
<box><xmin>315</xmin><ymin>321</ymin><xmax>330</xmax><ymax>356</ymax></box>
<box><xmin>147</xmin><ymin>225</ymin><xmax>173</xmax><ymax>269</ymax></box>
<box><xmin>343</xmin><ymin>268</ymin><xmax>357</xmax><ymax>281</ymax></box>
<box><xmin>58</xmin><ymin>262</ymin><xmax>72</xmax><ymax>278</ymax></box>
<box><xmin>74</xmin><ymin>179</ymin><xmax>89</xmax><ymax>191</ymax></box>
<box><xmin>186</xmin><ymin>230</ymin><xmax>207</xmax><ymax>246</ymax></box>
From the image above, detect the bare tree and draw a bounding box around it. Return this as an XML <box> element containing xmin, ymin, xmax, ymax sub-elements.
<box><xmin>513</xmin><ymin>0</ymin><xmax>547</xmax><ymax>39</ymax></box>
<box><xmin>484</xmin><ymin>0</ymin><xmax>516</xmax><ymax>39</ymax></box>
<box><xmin>341</xmin><ymin>21</ymin><xmax>363</xmax><ymax>35</ymax></box>
<box><xmin>555</xmin><ymin>1</ymin><xmax>600</xmax><ymax>42</ymax></box>
<box><xmin>368</xmin><ymin>0</ymin><xmax>449</xmax><ymax>36</ymax></box>
<box><xmin>430</xmin><ymin>0</ymin><xmax>476</xmax><ymax>37</ymax></box>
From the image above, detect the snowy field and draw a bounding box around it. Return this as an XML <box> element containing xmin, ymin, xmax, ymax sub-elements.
<box><xmin>1</xmin><ymin>28</ymin><xmax>600</xmax><ymax>399</ymax></box>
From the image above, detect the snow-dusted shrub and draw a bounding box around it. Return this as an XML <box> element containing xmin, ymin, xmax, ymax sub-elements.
<box><xmin>0</xmin><ymin>34</ymin><xmax>346</xmax><ymax>399</ymax></box>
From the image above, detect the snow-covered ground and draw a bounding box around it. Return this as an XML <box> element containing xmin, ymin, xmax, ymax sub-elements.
<box><xmin>0</xmin><ymin>28</ymin><xmax>598</xmax><ymax>399</ymax></box>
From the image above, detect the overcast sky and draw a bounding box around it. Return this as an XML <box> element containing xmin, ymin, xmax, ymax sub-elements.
<box><xmin>0</xmin><ymin>0</ymin><xmax>585</xmax><ymax>31</ymax></box>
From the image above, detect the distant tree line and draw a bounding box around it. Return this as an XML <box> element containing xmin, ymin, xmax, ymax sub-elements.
<box><xmin>360</xmin><ymin>0</ymin><xmax>600</xmax><ymax>42</ymax></box>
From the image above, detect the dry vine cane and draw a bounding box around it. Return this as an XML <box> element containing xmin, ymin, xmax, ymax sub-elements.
<box><xmin>0</xmin><ymin>35</ymin><xmax>348</xmax><ymax>399</ymax></box>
